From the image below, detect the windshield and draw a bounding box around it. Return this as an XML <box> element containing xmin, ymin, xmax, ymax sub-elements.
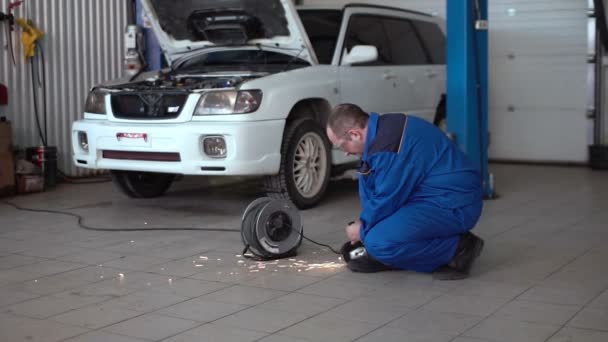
<box><xmin>174</xmin><ymin>49</ymin><xmax>310</xmax><ymax>71</ymax></box>
<box><xmin>297</xmin><ymin>9</ymin><xmax>343</xmax><ymax>64</ymax></box>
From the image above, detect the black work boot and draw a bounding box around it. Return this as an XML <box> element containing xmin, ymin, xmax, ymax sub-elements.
<box><xmin>340</xmin><ymin>241</ymin><xmax>393</xmax><ymax>273</ymax></box>
<box><xmin>433</xmin><ymin>232</ymin><xmax>484</xmax><ymax>280</ymax></box>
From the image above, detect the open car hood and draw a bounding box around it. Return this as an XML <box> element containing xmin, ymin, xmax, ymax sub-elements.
<box><xmin>141</xmin><ymin>0</ymin><xmax>317</xmax><ymax>65</ymax></box>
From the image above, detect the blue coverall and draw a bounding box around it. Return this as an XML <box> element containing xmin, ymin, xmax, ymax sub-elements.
<box><xmin>358</xmin><ymin>113</ymin><xmax>483</xmax><ymax>272</ymax></box>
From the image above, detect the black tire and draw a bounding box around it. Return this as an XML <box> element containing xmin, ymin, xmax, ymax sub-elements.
<box><xmin>110</xmin><ymin>170</ymin><xmax>174</xmax><ymax>198</ymax></box>
<box><xmin>433</xmin><ymin>94</ymin><xmax>447</xmax><ymax>129</ymax></box>
<box><xmin>264</xmin><ymin>119</ymin><xmax>331</xmax><ymax>209</ymax></box>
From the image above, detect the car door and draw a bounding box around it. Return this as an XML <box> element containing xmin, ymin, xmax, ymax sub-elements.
<box><xmin>380</xmin><ymin>14</ymin><xmax>445</xmax><ymax>122</ymax></box>
<box><xmin>335</xmin><ymin>10</ymin><xmax>397</xmax><ymax>114</ymax></box>
<box><xmin>410</xmin><ymin>18</ymin><xmax>447</xmax><ymax>122</ymax></box>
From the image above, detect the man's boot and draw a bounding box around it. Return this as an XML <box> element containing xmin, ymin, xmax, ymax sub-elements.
<box><xmin>433</xmin><ymin>232</ymin><xmax>484</xmax><ymax>280</ymax></box>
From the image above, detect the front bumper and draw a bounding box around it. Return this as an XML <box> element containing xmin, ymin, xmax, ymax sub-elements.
<box><xmin>71</xmin><ymin>119</ymin><xmax>284</xmax><ymax>175</ymax></box>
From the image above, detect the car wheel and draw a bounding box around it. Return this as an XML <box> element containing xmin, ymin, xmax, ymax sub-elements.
<box><xmin>111</xmin><ymin>170</ymin><xmax>174</xmax><ymax>198</ymax></box>
<box><xmin>433</xmin><ymin>94</ymin><xmax>447</xmax><ymax>131</ymax></box>
<box><xmin>264</xmin><ymin>119</ymin><xmax>331</xmax><ymax>209</ymax></box>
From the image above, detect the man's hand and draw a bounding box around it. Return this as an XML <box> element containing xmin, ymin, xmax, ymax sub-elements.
<box><xmin>345</xmin><ymin>219</ymin><xmax>361</xmax><ymax>244</ymax></box>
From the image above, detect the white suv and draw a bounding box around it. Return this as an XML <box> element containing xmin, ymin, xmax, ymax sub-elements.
<box><xmin>71</xmin><ymin>0</ymin><xmax>446</xmax><ymax>208</ymax></box>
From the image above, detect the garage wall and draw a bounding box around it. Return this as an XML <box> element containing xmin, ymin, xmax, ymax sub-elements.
<box><xmin>303</xmin><ymin>0</ymin><xmax>590</xmax><ymax>163</ymax></box>
<box><xmin>0</xmin><ymin>0</ymin><xmax>128</xmax><ymax>176</ymax></box>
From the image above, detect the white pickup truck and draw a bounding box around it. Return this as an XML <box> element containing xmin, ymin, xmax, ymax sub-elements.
<box><xmin>72</xmin><ymin>0</ymin><xmax>446</xmax><ymax>208</ymax></box>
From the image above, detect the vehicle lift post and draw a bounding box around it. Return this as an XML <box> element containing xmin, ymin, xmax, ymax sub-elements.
<box><xmin>447</xmin><ymin>0</ymin><xmax>495</xmax><ymax>198</ymax></box>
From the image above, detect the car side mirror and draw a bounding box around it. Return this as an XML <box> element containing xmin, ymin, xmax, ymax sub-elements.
<box><xmin>342</xmin><ymin>45</ymin><xmax>378</xmax><ymax>66</ymax></box>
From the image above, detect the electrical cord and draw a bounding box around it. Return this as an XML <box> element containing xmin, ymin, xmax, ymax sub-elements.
<box><xmin>0</xmin><ymin>201</ymin><xmax>342</xmax><ymax>254</ymax></box>
<box><xmin>1</xmin><ymin>200</ymin><xmax>239</xmax><ymax>232</ymax></box>
<box><xmin>30</xmin><ymin>43</ymin><xmax>47</xmax><ymax>147</ymax></box>
<box><xmin>301</xmin><ymin>234</ymin><xmax>341</xmax><ymax>255</ymax></box>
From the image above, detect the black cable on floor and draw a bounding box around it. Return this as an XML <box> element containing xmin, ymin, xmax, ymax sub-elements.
<box><xmin>0</xmin><ymin>201</ymin><xmax>342</xmax><ymax>255</ymax></box>
<box><xmin>1</xmin><ymin>200</ymin><xmax>240</xmax><ymax>232</ymax></box>
<box><xmin>301</xmin><ymin>235</ymin><xmax>341</xmax><ymax>255</ymax></box>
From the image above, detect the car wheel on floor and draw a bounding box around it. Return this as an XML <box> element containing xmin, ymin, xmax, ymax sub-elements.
<box><xmin>264</xmin><ymin>119</ymin><xmax>331</xmax><ymax>209</ymax></box>
<box><xmin>111</xmin><ymin>170</ymin><xmax>174</xmax><ymax>198</ymax></box>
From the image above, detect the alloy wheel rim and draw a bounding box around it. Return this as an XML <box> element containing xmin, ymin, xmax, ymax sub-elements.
<box><xmin>292</xmin><ymin>132</ymin><xmax>327</xmax><ymax>198</ymax></box>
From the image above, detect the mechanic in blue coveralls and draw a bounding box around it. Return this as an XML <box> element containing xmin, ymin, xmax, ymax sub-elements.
<box><xmin>326</xmin><ymin>103</ymin><xmax>485</xmax><ymax>280</ymax></box>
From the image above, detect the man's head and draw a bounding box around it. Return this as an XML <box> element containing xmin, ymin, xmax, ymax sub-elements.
<box><xmin>326</xmin><ymin>103</ymin><xmax>369</xmax><ymax>156</ymax></box>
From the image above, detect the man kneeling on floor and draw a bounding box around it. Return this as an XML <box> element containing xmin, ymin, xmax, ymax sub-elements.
<box><xmin>326</xmin><ymin>103</ymin><xmax>485</xmax><ymax>280</ymax></box>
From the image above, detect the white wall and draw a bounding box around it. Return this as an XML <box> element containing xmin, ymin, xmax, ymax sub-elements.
<box><xmin>303</xmin><ymin>0</ymin><xmax>590</xmax><ymax>163</ymax></box>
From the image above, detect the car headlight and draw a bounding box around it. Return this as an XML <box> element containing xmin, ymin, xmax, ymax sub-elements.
<box><xmin>84</xmin><ymin>89</ymin><xmax>107</xmax><ymax>114</ymax></box>
<box><xmin>194</xmin><ymin>90</ymin><xmax>262</xmax><ymax>115</ymax></box>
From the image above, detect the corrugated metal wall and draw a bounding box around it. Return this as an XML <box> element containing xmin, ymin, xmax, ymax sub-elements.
<box><xmin>0</xmin><ymin>0</ymin><xmax>127</xmax><ymax>176</ymax></box>
<box><xmin>304</xmin><ymin>0</ymin><xmax>590</xmax><ymax>163</ymax></box>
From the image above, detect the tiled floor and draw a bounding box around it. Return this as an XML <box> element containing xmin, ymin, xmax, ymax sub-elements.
<box><xmin>0</xmin><ymin>164</ymin><xmax>607</xmax><ymax>341</ymax></box>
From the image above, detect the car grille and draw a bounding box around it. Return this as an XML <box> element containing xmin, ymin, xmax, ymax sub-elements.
<box><xmin>111</xmin><ymin>92</ymin><xmax>188</xmax><ymax>119</ymax></box>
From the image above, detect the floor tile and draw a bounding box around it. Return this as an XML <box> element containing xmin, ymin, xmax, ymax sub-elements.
<box><xmin>156</xmin><ymin>298</ymin><xmax>247</xmax><ymax>322</ymax></box>
<box><xmin>388</xmin><ymin>309</ymin><xmax>483</xmax><ymax>334</ymax></box>
<box><xmin>422</xmin><ymin>294</ymin><xmax>510</xmax><ymax>316</ymax></box>
<box><xmin>296</xmin><ymin>278</ymin><xmax>376</xmax><ymax>299</ymax></box>
<box><xmin>101</xmin><ymin>254</ymin><xmax>172</xmax><ymax>271</ymax></box>
<box><xmin>324</xmin><ymin>296</ymin><xmax>412</xmax><ymax>324</ymax></box>
<box><xmin>363</xmin><ymin>286</ymin><xmax>443</xmax><ymax>308</ymax></box>
<box><xmin>0</xmin><ymin>312</ymin><xmax>88</xmax><ymax>342</ymax></box>
<box><xmin>6</xmin><ymin>290</ymin><xmax>109</xmax><ymax>319</ymax></box>
<box><xmin>146</xmin><ymin>256</ymin><xmax>211</xmax><ymax>277</ymax></box>
<box><xmin>519</xmin><ymin>286</ymin><xmax>602</xmax><ymax>306</ymax></box>
<box><xmin>240</xmin><ymin>272</ymin><xmax>323</xmax><ymax>291</ymax></box>
<box><xmin>0</xmin><ymin>287</ymin><xmax>40</xmax><ymax>307</ymax></box>
<box><xmin>17</xmin><ymin>243</ymin><xmax>89</xmax><ymax>259</ymax></box>
<box><xmin>3</xmin><ymin>272</ymin><xmax>97</xmax><ymax>295</ymax></box>
<box><xmin>279</xmin><ymin>312</ymin><xmax>380</xmax><ymax>342</ymax></box>
<box><xmin>589</xmin><ymin>289</ymin><xmax>608</xmax><ymax>309</ymax></box>
<box><xmin>259</xmin><ymin>292</ymin><xmax>346</xmax><ymax>315</ymax></box>
<box><xmin>58</xmin><ymin>250</ymin><xmax>124</xmax><ymax>265</ymax></box>
<box><xmin>162</xmin><ymin>323</ymin><xmax>268</xmax><ymax>342</ymax></box>
<box><xmin>492</xmin><ymin>300</ymin><xmax>581</xmax><ymax>325</ymax></box>
<box><xmin>257</xmin><ymin>334</ymin><xmax>314</xmax><ymax>342</ymax></box>
<box><xmin>464</xmin><ymin>317</ymin><xmax>562</xmax><ymax>342</ymax></box>
<box><xmin>102</xmin><ymin>313</ymin><xmax>199</xmax><ymax>341</ymax></box>
<box><xmin>0</xmin><ymin>269</ymin><xmax>41</xmax><ymax>286</ymax></box>
<box><xmin>201</xmin><ymin>285</ymin><xmax>287</xmax><ymax>305</ymax></box>
<box><xmin>0</xmin><ymin>254</ymin><xmax>46</xmax><ymax>270</ymax></box>
<box><xmin>356</xmin><ymin>327</ymin><xmax>456</xmax><ymax>342</ymax></box>
<box><xmin>149</xmin><ymin>277</ymin><xmax>229</xmax><ymax>298</ymax></box>
<box><xmin>188</xmin><ymin>267</ymin><xmax>261</xmax><ymax>284</ymax></box>
<box><xmin>568</xmin><ymin>307</ymin><xmax>608</xmax><ymax>331</ymax></box>
<box><xmin>13</xmin><ymin>259</ymin><xmax>86</xmax><ymax>276</ymax></box>
<box><xmin>64</xmin><ymin>330</ymin><xmax>151</xmax><ymax>342</ymax></box>
<box><xmin>50</xmin><ymin>303</ymin><xmax>142</xmax><ymax>329</ymax></box>
<box><xmin>449</xmin><ymin>279</ymin><xmax>531</xmax><ymax>299</ymax></box>
<box><xmin>547</xmin><ymin>326</ymin><xmax>608</xmax><ymax>342</ymax></box>
<box><xmin>213</xmin><ymin>307</ymin><xmax>311</xmax><ymax>333</ymax></box>
<box><xmin>98</xmin><ymin>288</ymin><xmax>189</xmax><ymax>312</ymax></box>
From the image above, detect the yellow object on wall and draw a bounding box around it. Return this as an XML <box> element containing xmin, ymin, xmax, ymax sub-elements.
<box><xmin>15</xmin><ymin>18</ymin><xmax>43</xmax><ymax>59</ymax></box>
